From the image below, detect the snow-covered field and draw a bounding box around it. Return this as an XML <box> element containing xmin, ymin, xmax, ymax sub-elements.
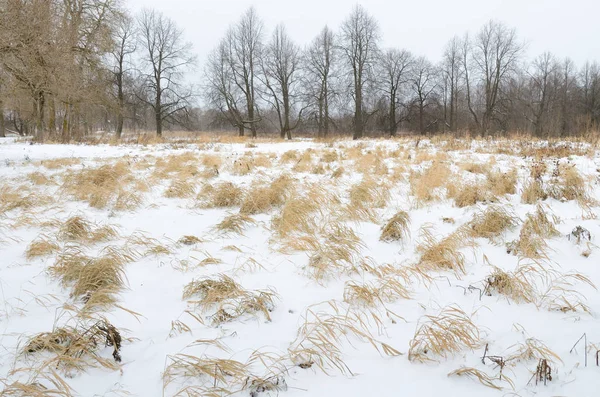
<box><xmin>1</xmin><ymin>136</ymin><xmax>600</xmax><ymax>396</ymax></box>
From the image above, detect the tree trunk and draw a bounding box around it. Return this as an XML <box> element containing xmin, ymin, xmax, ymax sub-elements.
<box><xmin>48</xmin><ymin>97</ymin><xmax>56</xmax><ymax>134</ymax></box>
<box><xmin>0</xmin><ymin>100</ymin><xmax>5</xmax><ymax>138</ymax></box>
<box><xmin>116</xmin><ymin>75</ymin><xmax>124</xmax><ymax>139</ymax></box>
<box><xmin>389</xmin><ymin>92</ymin><xmax>396</xmax><ymax>137</ymax></box>
<box><xmin>238</xmin><ymin>124</ymin><xmax>244</xmax><ymax>137</ymax></box>
<box><xmin>353</xmin><ymin>86</ymin><xmax>363</xmax><ymax>140</ymax></box>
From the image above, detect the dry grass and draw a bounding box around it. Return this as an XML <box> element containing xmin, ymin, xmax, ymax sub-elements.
<box><xmin>409</xmin><ymin>160</ymin><xmax>451</xmax><ymax>203</ymax></box>
<box><xmin>468</xmin><ymin>206</ymin><xmax>519</xmax><ymax>241</ymax></box>
<box><xmin>448</xmin><ymin>367</ymin><xmax>506</xmax><ymax>390</ymax></box>
<box><xmin>61</xmin><ymin>162</ymin><xmax>137</xmax><ymax>209</ymax></box>
<box><xmin>417</xmin><ymin>226</ymin><xmax>472</xmax><ymax>276</ymax></box>
<box><xmin>178</xmin><ymin>235</ymin><xmax>203</xmax><ymax>246</ymax></box>
<box><xmin>408</xmin><ymin>305</ymin><xmax>481</xmax><ymax>362</ymax></box>
<box><xmin>305</xmin><ymin>224</ymin><xmax>366</xmax><ymax>282</ymax></box>
<box><xmin>49</xmin><ymin>246</ymin><xmax>133</xmax><ymax>309</ymax></box>
<box><xmin>0</xmin><ymin>185</ymin><xmax>52</xmax><ymax>214</ymax></box>
<box><xmin>197</xmin><ymin>182</ymin><xmax>243</xmax><ymax>208</ymax></box>
<box><xmin>164</xmin><ymin>179</ymin><xmax>197</xmax><ymax>199</ymax></box>
<box><xmin>343</xmin><ymin>278</ymin><xmax>411</xmax><ymax>307</ymax></box>
<box><xmin>27</xmin><ymin>171</ymin><xmax>54</xmax><ymax>185</ymax></box>
<box><xmin>56</xmin><ymin>216</ymin><xmax>119</xmax><ymax>244</ymax></box>
<box><xmin>288</xmin><ymin>301</ymin><xmax>401</xmax><ymax>375</ymax></box>
<box><xmin>40</xmin><ymin>158</ymin><xmax>81</xmax><ymax>169</ymax></box>
<box><xmin>23</xmin><ymin>317</ymin><xmax>123</xmax><ymax>373</ymax></box>
<box><xmin>507</xmin><ymin>337</ymin><xmax>561</xmax><ymax>364</ymax></box>
<box><xmin>486</xmin><ymin>168</ymin><xmax>517</xmax><ymax>196</ymax></box>
<box><xmin>213</xmin><ymin>213</ymin><xmax>256</xmax><ymax>235</ymax></box>
<box><xmin>239</xmin><ymin>175</ymin><xmax>293</xmax><ymax>215</ymax></box>
<box><xmin>448</xmin><ymin>180</ymin><xmax>491</xmax><ymax>208</ymax></box>
<box><xmin>271</xmin><ymin>185</ymin><xmax>333</xmax><ymax>238</ymax></box>
<box><xmin>547</xmin><ymin>163</ymin><xmax>594</xmax><ymax>206</ymax></box>
<box><xmin>25</xmin><ymin>235</ymin><xmax>60</xmax><ymax>260</ymax></box>
<box><xmin>484</xmin><ymin>265</ymin><xmax>538</xmax><ymax>304</ymax></box>
<box><xmin>511</xmin><ymin>205</ymin><xmax>559</xmax><ymax>259</ymax></box>
<box><xmin>484</xmin><ymin>261</ymin><xmax>595</xmax><ymax>313</ymax></box>
<box><xmin>521</xmin><ymin>180</ymin><xmax>548</xmax><ymax>204</ymax></box>
<box><xmin>380</xmin><ymin>211</ymin><xmax>410</xmax><ymax>242</ymax></box>
<box><xmin>183</xmin><ymin>275</ymin><xmax>277</xmax><ymax>325</ymax></box>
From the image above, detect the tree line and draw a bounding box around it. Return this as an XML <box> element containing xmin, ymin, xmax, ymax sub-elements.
<box><xmin>1</xmin><ymin>1</ymin><xmax>599</xmax><ymax>140</ymax></box>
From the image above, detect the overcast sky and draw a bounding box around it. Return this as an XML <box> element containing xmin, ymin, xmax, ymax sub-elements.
<box><xmin>126</xmin><ymin>0</ymin><xmax>599</xmax><ymax>69</ymax></box>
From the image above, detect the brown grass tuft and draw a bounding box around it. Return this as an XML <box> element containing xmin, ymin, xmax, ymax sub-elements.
<box><xmin>380</xmin><ymin>211</ymin><xmax>410</xmax><ymax>242</ymax></box>
<box><xmin>408</xmin><ymin>305</ymin><xmax>481</xmax><ymax>362</ymax></box>
<box><xmin>25</xmin><ymin>235</ymin><xmax>60</xmax><ymax>260</ymax></box>
<box><xmin>468</xmin><ymin>206</ymin><xmax>519</xmax><ymax>241</ymax></box>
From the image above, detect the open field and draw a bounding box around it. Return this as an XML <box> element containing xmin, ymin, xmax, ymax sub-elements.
<box><xmin>1</xmin><ymin>135</ymin><xmax>600</xmax><ymax>396</ymax></box>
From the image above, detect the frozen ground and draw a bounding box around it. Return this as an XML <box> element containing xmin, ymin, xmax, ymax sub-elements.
<box><xmin>1</xmin><ymin>136</ymin><xmax>600</xmax><ymax>396</ymax></box>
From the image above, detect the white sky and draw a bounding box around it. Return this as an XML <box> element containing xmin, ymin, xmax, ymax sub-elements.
<box><xmin>126</xmin><ymin>0</ymin><xmax>600</xmax><ymax>69</ymax></box>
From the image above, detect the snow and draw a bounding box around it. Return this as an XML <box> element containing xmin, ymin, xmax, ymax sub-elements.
<box><xmin>1</xmin><ymin>136</ymin><xmax>600</xmax><ymax>396</ymax></box>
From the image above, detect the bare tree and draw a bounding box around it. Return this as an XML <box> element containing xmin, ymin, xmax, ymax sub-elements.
<box><xmin>111</xmin><ymin>14</ymin><xmax>136</xmax><ymax>138</ymax></box>
<box><xmin>305</xmin><ymin>26</ymin><xmax>335</xmax><ymax>137</ymax></box>
<box><xmin>228</xmin><ymin>7</ymin><xmax>264</xmax><ymax>137</ymax></box>
<box><xmin>205</xmin><ymin>38</ymin><xmax>246</xmax><ymax>135</ymax></box>
<box><xmin>339</xmin><ymin>5</ymin><xmax>380</xmax><ymax>139</ymax></box>
<box><xmin>442</xmin><ymin>36</ymin><xmax>462</xmax><ymax>132</ymax></box>
<box><xmin>580</xmin><ymin>61</ymin><xmax>600</xmax><ymax>128</ymax></box>
<box><xmin>411</xmin><ymin>57</ymin><xmax>438</xmax><ymax>134</ymax></box>
<box><xmin>471</xmin><ymin>20</ymin><xmax>524</xmax><ymax>133</ymax></box>
<box><xmin>137</xmin><ymin>9</ymin><xmax>195</xmax><ymax>137</ymax></box>
<box><xmin>526</xmin><ymin>52</ymin><xmax>557</xmax><ymax>136</ymax></box>
<box><xmin>380</xmin><ymin>48</ymin><xmax>412</xmax><ymax>136</ymax></box>
<box><xmin>260</xmin><ymin>25</ymin><xmax>303</xmax><ymax>140</ymax></box>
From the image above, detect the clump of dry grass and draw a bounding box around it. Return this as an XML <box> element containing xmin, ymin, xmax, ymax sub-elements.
<box><xmin>125</xmin><ymin>231</ymin><xmax>172</xmax><ymax>257</ymax></box>
<box><xmin>408</xmin><ymin>305</ymin><xmax>481</xmax><ymax>362</ymax></box>
<box><xmin>213</xmin><ymin>213</ymin><xmax>256</xmax><ymax>235</ymax></box>
<box><xmin>380</xmin><ymin>211</ymin><xmax>410</xmax><ymax>242</ymax></box>
<box><xmin>547</xmin><ymin>163</ymin><xmax>594</xmax><ymax>206</ymax></box>
<box><xmin>56</xmin><ymin>216</ymin><xmax>119</xmax><ymax>244</ymax></box>
<box><xmin>61</xmin><ymin>162</ymin><xmax>135</xmax><ymax>209</ymax></box>
<box><xmin>0</xmin><ymin>370</ymin><xmax>74</xmax><ymax>396</ymax></box>
<box><xmin>40</xmin><ymin>158</ymin><xmax>81</xmax><ymax>169</ymax></box>
<box><xmin>448</xmin><ymin>367</ymin><xmax>507</xmax><ymax>390</ymax></box>
<box><xmin>521</xmin><ymin>180</ymin><xmax>548</xmax><ymax>204</ymax></box>
<box><xmin>417</xmin><ymin>226</ymin><xmax>472</xmax><ymax>276</ymax></box>
<box><xmin>486</xmin><ymin>168</ymin><xmax>517</xmax><ymax>196</ymax></box>
<box><xmin>239</xmin><ymin>175</ymin><xmax>293</xmax><ymax>215</ymax></box>
<box><xmin>288</xmin><ymin>301</ymin><xmax>401</xmax><ymax>375</ymax></box>
<box><xmin>409</xmin><ymin>161</ymin><xmax>451</xmax><ymax>203</ymax></box>
<box><xmin>448</xmin><ymin>180</ymin><xmax>491</xmax><ymax>208</ymax></box>
<box><xmin>484</xmin><ymin>261</ymin><xmax>595</xmax><ymax>313</ymax></box>
<box><xmin>197</xmin><ymin>182</ymin><xmax>243</xmax><ymax>208</ymax></box>
<box><xmin>183</xmin><ymin>275</ymin><xmax>278</xmax><ymax>325</ymax></box>
<box><xmin>27</xmin><ymin>171</ymin><xmax>54</xmax><ymax>185</ymax></box>
<box><xmin>178</xmin><ymin>235</ymin><xmax>203</xmax><ymax>246</ymax></box>
<box><xmin>507</xmin><ymin>337</ymin><xmax>561</xmax><ymax>364</ymax></box>
<box><xmin>163</xmin><ymin>355</ymin><xmax>250</xmax><ymax>396</ymax></box>
<box><xmin>232</xmin><ymin>157</ymin><xmax>254</xmax><ymax>175</ymax></box>
<box><xmin>511</xmin><ymin>205</ymin><xmax>559</xmax><ymax>259</ymax></box>
<box><xmin>164</xmin><ymin>179</ymin><xmax>196</xmax><ymax>198</ymax></box>
<box><xmin>305</xmin><ymin>224</ymin><xmax>366</xmax><ymax>282</ymax></box>
<box><xmin>0</xmin><ymin>185</ymin><xmax>50</xmax><ymax>214</ymax></box>
<box><xmin>343</xmin><ymin>278</ymin><xmax>411</xmax><ymax>307</ymax></box>
<box><xmin>340</xmin><ymin>177</ymin><xmax>389</xmax><ymax>222</ymax></box>
<box><xmin>484</xmin><ymin>265</ymin><xmax>538</xmax><ymax>304</ymax></box>
<box><xmin>25</xmin><ymin>234</ymin><xmax>60</xmax><ymax>260</ymax></box>
<box><xmin>50</xmin><ymin>246</ymin><xmax>133</xmax><ymax>309</ymax></box>
<box><xmin>23</xmin><ymin>318</ymin><xmax>123</xmax><ymax>373</ymax></box>
<box><xmin>271</xmin><ymin>185</ymin><xmax>334</xmax><ymax>239</ymax></box>
<box><xmin>468</xmin><ymin>206</ymin><xmax>519</xmax><ymax>241</ymax></box>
